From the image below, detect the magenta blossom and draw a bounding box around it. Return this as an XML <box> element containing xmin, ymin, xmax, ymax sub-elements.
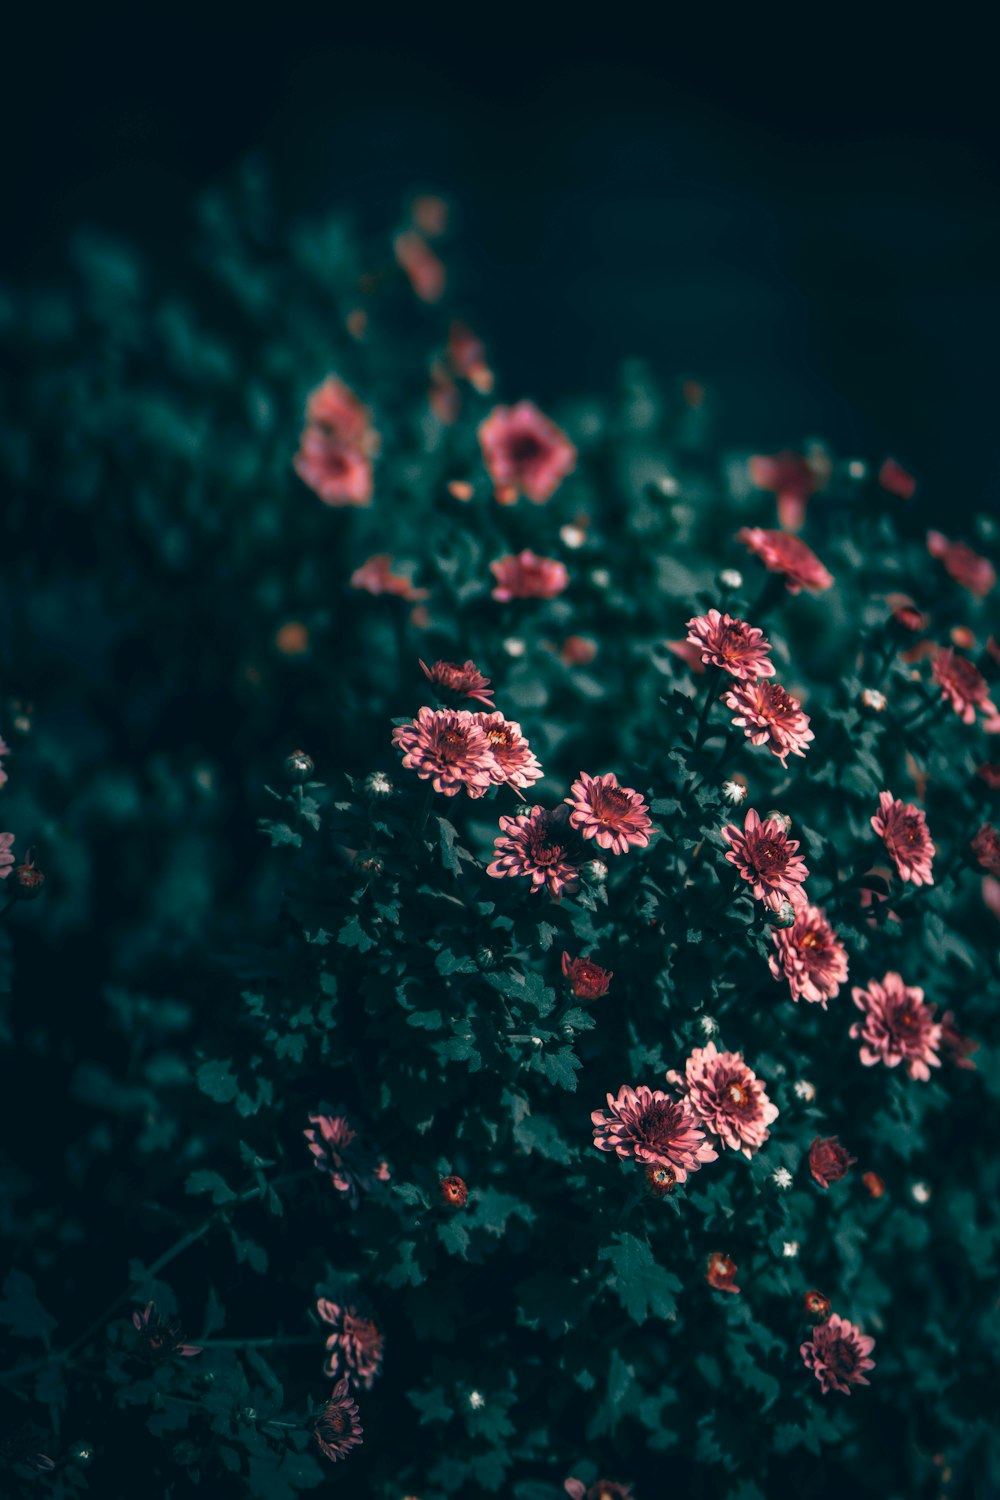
<box><xmin>420</xmin><ymin>658</ymin><xmax>494</xmax><ymax>707</ymax></box>
<box><xmin>851</xmin><ymin>972</ymin><xmax>942</xmax><ymax>1081</ymax></box>
<box><xmin>473</xmin><ymin>712</ymin><xmax>544</xmax><ymax>790</ymax></box>
<box><xmin>879</xmin><ymin>457</ymin><xmax>917</xmax><ymax>499</ymax></box>
<box><xmin>313</xmin><ymin>1376</ymin><xmax>363</xmax><ymax>1463</ymax></box>
<box><xmin>722</xmin><ymin>680</ymin><xmax>814</xmax><ymax>764</ymax></box>
<box><xmin>801</xmin><ymin>1315</ymin><xmax>876</xmax><ymax>1395</ymax></box>
<box><xmin>722</xmin><ymin>807</ymin><xmax>809</xmax><ymax>911</ymax></box>
<box><xmin>0</xmin><ymin>831</ymin><xmax>14</xmax><ymax>880</ymax></box>
<box><xmin>479</xmin><ymin>400</ymin><xmax>577</xmax><ymax>504</ymax></box>
<box><xmin>565</xmin><ymin>771</ymin><xmax>652</xmax><ymax>856</ymax></box>
<box><xmin>294</xmin><ymin>428</ymin><xmax>373</xmax><ymax>507</ymax></box>
<box><xmin>304</xmin><ymin>1112</ymin><xmax>390</xmax><ymax>1207</ymax></box>
<box><xmin>927</xmin><ymin>530</ymin><xmax>996</xmax><ymax>598</ymax></box>
<box><xmin>684</xmin><ymin>609</ymin><xmax>775</xmax><ymax>679</ymax></box>
<box><xmin>132</xmin><ymin>1302</ymin><xmax>201</xmax><ymax>1360</ymax></box>
<box><xmin>871</xmin><ymin>791</ymin><xmax>935</xmax><ymax>886</ymax></box>
<box><xmin>972</xmin><ymin>823</ymin><xmax>1000</xmax><ymax>876</ymax></box>
<box><xmin>681</xmin><ymin>1042</ymin><xmax>778</xmax><ymax>1158</ymax></box>
<box><xmin>769</xmin><ymin>903</ymin><xmax>849</xmax><ymax>1006</ymax></box>
<box><xmin>316</xmin><ymin>1300</ymin><xmax>384</xmax><ymax>1389</ymax></box>
<box><xmin>391</xmin><ymin>706</ymin><xmax>496</xmax><ymax>799</ymax></box>
<box><xmin>490</xmin><ymin>549</ymin><xmax>569</xmax><ymax>601</ymax></box>
<box><xmin>487</xmin><ymin>805</ymin><xmax>583</xmax><ymax>900</ymax></box>
<box><xmin>565</xmin><ymin>1480</ymin><xmax>634</xmax><ymax>1500</ymax></box>
<box><xmin>809</xmin><ymin>1136</ymin><xmax>856</xmax><ymax>1188</ymax></box>
<box><xmin>748</xmin><ymin>450</ymin><xmax>818</xmax><ymax>530</ymax></box>
<box><xmin>932</xmin><ymin>648</ymin><xmax>998</xmax><ymax>725</ymax></box>
<box><xmin>591</xmin><ymin>1084</ymin><xmax>718</xmax><ymax>1181</ymax></box>
<box><xmin>736</xmin><ymin>527</ymin><xmax>834</xmax><ymax>594</ymax></box>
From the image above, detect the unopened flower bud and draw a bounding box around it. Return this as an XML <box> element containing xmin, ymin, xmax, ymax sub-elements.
<box><xmin>861</xmin><ymin>688</ymin><xmax>887</xmax><ymax>712</ymax></box>
<box><xmin>365</xmin><ymin>771</ymin><xmax>393</xmax><ymax>799</ymax></box>
<box><xmin>766</xmin><ymin>809</ymin><xmax>792</xmax><ymax>832</ymax></box>
<box><xmin>439</xmin><ymin>1175</ymin><xmax>468</xmax><ymax>1210</ymax></box>
<box><xmin>475</xmin><ymin>946</ymin><xmax>495</xmax><ymax>970</ymax></box>
<box><xmin>502</xmin><ymin>637</ymin><xmax>526</xmax><ymax>658</ymax></box>
<box><xmin>590</xmin><ymin>568</ymin><xmax>611</xmax><ymax>589</ymax></box>
<box><xmin>71</xmin><ymin>1442</ymin><xmax>94</xmax><ymax>1465</ymax></box>
<box><xmin>585</xmin><ymin>859</ymin><xmax>609</xmax><ymax>883</ymax></box>
<box><xmin>847</xmin><ymin>459</ymin><xmax>867</xmax><ymax>480</ymax></box>
<box><xmin>794</xmin><ymin>1079</ymin><xmax>816</xmax><ymax>1102</ymax></box>
<box><xmin>911</xmin><ymin>1180</ymin><xmax>931</xmax><ymax>1205</ymax></box>
<box><xmin>718</xmin><ymin>568</ymin><xmax>743</xmax><ymax>592</ymax></box>
<box><xmin>722</xmin><ymin>778</ymin><xmax>747</xmax><ymax>804</ymax></box>
<box><xmin>468</xmin><ymin>1390</ymin><xmax>485</xmax><ymax>1410</ymax></box>
<box><xmin>804</xmin><ymin>1290</ymin><xmax>831</xmax><ymax>1320</ymax></box>
<box><xmin>862</xmin><ymin>1171</ymin><xmax>885</xmax><ymax>1198</ymax></box>
<box><xmin>769</xmin><ymin>900</ymin><xmax>797</xmax><ymax>929</ymax></box>
<box><xmin>10</xmin><ymin>849</ymin><xmax>45</xmax><ymax>901</ymax></box>
<box><xmin>559</xmin><ymin>524</ymin><xmax>587</xmax><ymax>549</ymax></box>
<box><xmin>354</xmin><ymin>853</ymin><xmax>384</xmax><ymax>878</ymax></box>
<box><xmin>783</xmin><ymin>1240</ymin><xmax>800</xmax><ymax>1258</ymax></box>
<box><xmin>284</xmin><ymin>749</ymin><xmax>314</xmax><ymax>782</ymax></box>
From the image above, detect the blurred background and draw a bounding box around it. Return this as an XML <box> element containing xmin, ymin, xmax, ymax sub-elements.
<box><xmin>3</xmin><ymin>11</ymin><xmax>999</xmax><ymax>518</ymax></box>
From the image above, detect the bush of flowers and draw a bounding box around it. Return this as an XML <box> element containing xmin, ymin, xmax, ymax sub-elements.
<box><xmin>1</xmin><ymin>165</ymin><xmax>999</xmax><ymax>1498</ymax></box>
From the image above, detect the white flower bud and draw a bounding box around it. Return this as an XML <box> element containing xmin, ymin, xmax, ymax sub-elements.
<box><xmin>772</xmin><ymin>1167</ymin><xmax>793</xmax><ymax>1189</ymax></box>
<box><xmin>718</xmin><ymin>568</ymin><xmax>743</xmax><ymax>591</ymax></box>
<box><xmin>365</xmin><ymin>771</ymin><xmax>394</xmax><ymax>798</ymax></box>
<box><xmin>503</xmin><ymin>637</ymin><xmax>526</xmax><ymax>658</ymax></box>
<box><xmin>469</xmin><ymin>1390</ymin><xmax>485</xmax><ymax>1409</ymax></box>
<box><xmin>861</xmin><ymin>688</ymin><xmax>887</xmax><ymax>712</ymax></box>
<box><xmin>911</xmin><ymin>1181</ymin><xmax>932</xmax><ymax>1205</ymax></box>
<box><xmin>782</xmin><ymin>1241</ymin><xmax>800</xmax><ymax>1258</ymax></box>
<box><xmin>722</xmin><ymin>779</ymin><xmax>747</xmax><ymax>804</ymax></box>
<box><xmin>559</xmin><ymin>524</ymin><xmax>587</xmax><ymax>549</ymax></box>
<box><xmin>794</xmin><ymin>1080</ymin><xmax>816</xmax><ymax>1102</ymax></box>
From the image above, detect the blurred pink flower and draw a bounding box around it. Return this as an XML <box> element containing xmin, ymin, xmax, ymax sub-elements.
<box><xmin>978</xmin><ymin>763</ymin><xmax>1000</xmax><ymax>789</ymax></box>
<box><xmin>473</xmin><ymin>712</ymin><xmax>544</xmax><ymax>790</ymax></box>
<box><xmin>705</xmin><ymin>1250</ymin><xmax>741</xmax><ymax>1294</ymax></box>
<box><xmin>801</xmin><ymin>1315</ymin><xmax>875</xmax><ymax>1395</ymax></box>
<box><xmin>561</xmin><ymin>635</ymin><xmax>599</xmax><ymax>667</ymax></box>
<box><xmin>850</xmin><ymin>971</ymin><xmax>942</xmax><ymax>1080</ymax></box>
<box><xmin>313</xmin><ymin>1376</ymin><xmax>363</xmax><ymax>1463</ymax></box>
<box><xmin>392</xmin><ymin>706</ymin><xmax>495</xmax><ymax>798</ymax></box>
<box><xmin>939</xmin><ymin>1010</ymin><xmax>979</xmax><ymax>1070</ymax></box>
<box><xmin>132</xmin><ymin>1302</ymin><xmax>202</xmax><ymax>1359</ymax></box>
<box><xmin>0</xmin><ymin>736</ymin><xmax>9</xmax><ymax>788</ymax></box>
<box><xmin>316</xmin><ymin>1300</ymin><xmax>384</xmax><ymax>1389</ymax></box>
<box><xmin>684</xmin><ymin>610</ymin><xmax>775</xmax><ymax>679</ymax></box>
<box><xmin>737</xmin><ymin>527</ymin><xmax>834</xmax><ymax>594</ymax></box>
<box><xmin>479</xmin><ymin>401</ymin><xmax>576</xmax><ymax>504</ymax></box>
<box><xmin>565</xmin><ymin>1480</ymin><xmax>634</xmax><ymax>1500</ymax></box>
<box><xmin>665</xmin><ymin>639</ymin><xmax>707</xmax><ymax>673</ymax></box>
<box><xmin>932</xmin><ymin>648</ymin><xmax>998</xmax><ymax>725</ymax></box>
<box><xmin>304</xmin><ymin>376</ymin><xmax>378</xmax><ymax>453</ymax></box>
<box><xmin>927</xmin><ymin>530</ymin><xmax>996</xmax><ymax>598</ymax></box>
<box><xmin>394</xmin><ymin>230</ymin><xmax>446</xmax><ymax>302</ymax></box>
<box><xmin>722</xmin><ymin>680</ymin><xmax>814</xmax><ymax>764</ymax></box>
<box><xmin>591</xmin><ymin>1084</ymin><xmax>718</xmax><ymax>1180</ymax></box>
<box><xmin>682</xmin><ymin>1041</ymin><xmax>778</xmax><ymax>1158</ymax></box>
<box><xmin>487</xmin><ymin>805</ymin><xmax>582</xmax><ymax>899</ymax></box>
<box><xmin>984</xmin><ymin>875</ymin><xmax>1000</xmax><ymax>920</ymax></box>
<box><xmin>565</xmin><ymin>771</ymin><xmax>652</xmax><ymax>855</ymax></box>
<box><xmin>886</xmin><ymin>593</ymin><xmax>930</xmax><ymax>633</ymax></box>
<box><xmin>420</xmin><ymin>658</ymin><xmax>494</xmax><ymax>708</ymax></box>
<box><xmin>721</xmin><ymin>807</ymin><xmax>809</xmax><ymax>911</ymax></box>
<box><xmin>878</xmin><ymin>458</ymin><xmax>916</xmax><ymax>499</ymax></box>
<box><xmin>304</xmin><ymin>1113</ymin><xmax>390</xmax><ymax>1206</ymax></box>
<box><xmin>971</xmin><ymin>822</ymin><xmax>1000</xmax><ymax>875</ymax></box>
<box><xmin>351</xmin><ymin>554</ymin><xmax>427</xmax><ymax>601</ymax></box>
<box><xmin>448</xmin><ymin>321</ymin><xmax>494</xmax><ymax>393</ymax></box>
<box><xmin>871</xmin><ymin>791</ymin><xmax>935</xmax><ymax>886</ymax></box>
<box><xmin>0</xmin><ymin>831</ymin><xmax>14</xmax><ymax>879</ymax></box>
<box><xmin>748</xmin><ymin>450</ymin><xmax>817</xmax><ymax>530</ymax></box>
<box><xmin>809</xmin><ymin>1136</ymin><xmax>856</xmax><ymax>1188</ymax></box>
<box><xmin>490</xmin><ymin>549</ymin><xmax>569</xmax><ymax>601</ymax></box>
<box><xmin>295</xmin><ymin>428</ymin><xmax>373</xmax><ymax>506</ymax></box>
<box><xmin>769</xmin><ymin>904</ymin><xmax>848</xmax><ymax>1006</ymax></box>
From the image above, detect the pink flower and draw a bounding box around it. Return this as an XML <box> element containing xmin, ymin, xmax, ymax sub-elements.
<box><xmin>886</xmin><ymin>593</ymin><xmax>930</xmax><ymax>633</ymax></box>
<box><xmin>479</xmin><ymin>401</ymin><xmax>576</xmax><ymax>504</ymax></box>
<box><xmin>304</xmin><ymin>1113</ymin><xmax>389</xmax><ymax>1207</ymax></box>
<box><xmin>591</xmin><ymin>1084</ymin><xmax>718</xmax><ymax>1181</ymax></box>
<box><xmin>939</xmin><ymin>1010</ymin><xmax>979</xmax><ymax>1070</ymax></box>
<box><xmin>878</xmin><ymin>458</ymin><xmax>916</xmax><ymax>499</ymax></box>
<box><xmin>565</xmin><ymin>1480</ymin><xmax>634</xmax><ymax>1500</ymax></box>
<box><xmin>985</xmin><ymin>875</ymin><xmax>1000</xmax><ymax>921</ymax></box>
<box><xmin>0</xmin><ymin>832</ymin><xmax>14</xmax><ymax>880</ymax></box>
<box><xmin>561</xmin><ymin>635</ymin><xmax>599</xmax><ymax>667</ymax></box>
<box><xmin>313</xmin><ymin>1376</ymin><xmax>363</xmax><ymax>1463</ymax></box>
<box><xmin>131</xmin><ymin>1302</ymin><xmax>202</xmax><ymax>1359</ymax></box>
<box><xmin>350</xmin><ymin>554</ymin><xmax>427</xmax><ymax>601</ymax></box>
<box><xmin>808</xmin><ymin>1136</ymin><xmax>856</xmax><ymax>1188</ymax></box>
<box><xmin>304</xmin><ymin>377</ymin><xmax>378</xmax><ymax>453</ymax></box>
<box><xmin>561</xmin><ymin>952</ymin><xmax>613</xmax><ymax>999</ymax></box>
<box><xmin>665</xmin><ymin>639</ymin><xmax>707</xmax><ymax>673</ymax></box>
<box><xmin>748</xmin><ymin>450</ymin><xmax>817</xmax><ymax>530</ymax></box>
<box><xmin>487</xmin><ymin>805</ymin><xmax>583</xmax><ymax>900</ymax></box>
<box><xmin>411</xmin><ymin>194</ymin><xmax>449</xmax><ymax>237</ymax></box>
<box><xmin>927</xmin><ymin>530</ymin><xmax>996</xmax><ymax>598</ymax></box>
<box><xmin>316</xmin><ymin>1300</ymin><xmax>384</xmax><ymax>1389</ymax></box>
<box><xmin>473</xmin><ymin>712</ymin><xmax>544</xmax><ymax>790</ymax></box>
<box><xmin>722</xmin><ymin>680</ymin><xmax>814</xmax><ymax>764</ymax></box>
<box><xmin>801</xmin><ymin>1315</ymin><xmax>875</xmax><ymax>1395</ymax></box>
<box><xmin>565</xmin><ymin>771</ymin><xmax>652</xmax><ymax>856</ymax></box>
<box><xmin>391</xmin><ymin>707</ymin><xmax>496</xmax><ymax>799</ymax></box>
<box><xmin>682</xmin><ymin>1042</ymin><xmax>778</xmax><ymax>1158</ymax></box>
<box><xmin>684</xmin><ymin>610</ymin><xmax>775</xmax><ymax>679</ymax></box>
<box><xmin>294</xmin><ymin>427</ymin><xmax>373</xmax><ymax>506</ymax></box>
<box><xmin>971</xmin><ymin>823</ymin><xmax>1000</xmax><ymax>876</ymax></box>
<box><xmin>0</xmin><ymin>736</ymin><xmax>9</xmax><ymax>789</ymax></box>
<box><xmin>769</xmin><ymin>904</ymin><xmax>849</xmax><ymax>1006</ymax></box>
<box><xmin>871</xmin><ymin>791</ymin><xmax>935</xmax><ymax>886</ymax></box>
<box><xmin>420</xmin><ymin>658</ymin><xmax>494</xmax><ymax>708</ymax></box>
<box><xmin>394</xmin><ymin>230</ymin><xmax>446</xmax><ymax>302</ymax></box>
<box><xmin>737</xmin><ymin>526</ymin><xmax>834</xmax><ymax>594</ymax></box>
<box><xmin>447</xmin><ymin>321</ymin><xmax>494</xmax><ymax>394</ymax></box>
<box><xmin>490</xmin><ymin>549</ymin><xmax>569</xmax><ymax>602</ymax></box>
<box><xmin>932</xmin><ymin>648</ymin><xmax>998</xmax><ymax>725</ymax></box>
<box><xmin>721</xmin><ymin>807</ymin><xmax>809</xmax><ymax>911</ymax></box>
<box><xmin>979</xmin><ymin>763</ymin><xmax>1000</xmax><ymax>790</ymax></box>
<box><xmin>850</xmin><ymin>971</ymin><xmax>942</xmax><ymax>1081</ymax></box>
<box><xmin>705</xmin><ymin>1251</ymin><xmax>741</xmax><ymax>1294</ymax></box>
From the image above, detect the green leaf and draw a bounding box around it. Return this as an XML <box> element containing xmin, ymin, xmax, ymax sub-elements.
<box><xmin>0</xmin><ymin>1271</ymin><xmax>57</xmax><ymax>1342</ymax></box>
<box><xmin>599</xmin><ymin>1233</ymin><xmax>682</xmax><ymax>1324</ymax></box>
<box><xmin>185</xmin><ymin>1169</ymin><xmax>237</xmax><ymax>1205</ymax></box>
<box><xmin>196</xmin><ymin>1058</ymin><xmax>239</xmax><ymax>1104</ymax></box>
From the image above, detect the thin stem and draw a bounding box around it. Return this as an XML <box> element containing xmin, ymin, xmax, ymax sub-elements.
<box><xmin>198</xmin><ymin>1335</ymin><xmax>317</xmax><ymax>1349</ymax></box>
<box><xmin>692</xmin><ymin>673</ymin><xmax>718</xmax><ymax>750</ymax></box>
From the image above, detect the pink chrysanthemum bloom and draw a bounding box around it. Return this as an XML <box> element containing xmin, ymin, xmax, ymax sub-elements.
<box><xmin>722</xmin><ymin>680</ymin><xmax>814</xmax><ymax>764</ymax></box>
<box><xmin>972</xmin><ymin>823</ymin><xmax>1000</xmax><ymax>876</ymax></box>
<box><xmin>313</xmin><ymin>1376</ymin><xmax>363</xmax><ymax>1463</ymax></box>
<box><xmin>939</xmin><ymin>1010</ymin><xmax>979</xmax><ymax>1070</ymax></box>
<box><xmin>565</xmin><ymin>771</ymin><xmax>652</xmax><ymax>856</ymax></box>
<box><xmin>350</xmin><ymin>554</ymin><xmax>427</xmax><ymax>601</ymax></box>
<box><xmin>316</xmin><ymin>1300</ymin><xmax>384</xmax><ymax>1390</ymax></box>
<box><xmin>478</xmin><ymin>401</ymin><xmax>577</xmax><ymax>505</ymax></box>
<box><xmin>132</xmin><ymin>1302</ymin><xmax>202</xmax><ymax>1359</ymax></box>
<box><xmin>721</xmin><ymin>808</ymin><xmax>809</xmax><ymax>911</ymax></box>
<box><xmin>391</xmin><ymin>707</ymin><xmax>495</xmax><ymax>799</ymax></box>
<box><xmin>809</xmin><ymin>1136</ymin><xmax>856</xmax><ymax>1188</ymax></box>
<box><xmin>561</xmin><ymin>952</ymin><xmax>613</xmax><ymax>999</ymax></box>
<box><xmin>684</xmin><ymin>610</ymin><xmax>775</xmax><ymax>679</ymax></box>
<box><xmin>0</xmin><ymin>831</ymin><xmax>14</xmax><ymax>879</ymax></box>
<box><xmin>769</xmin><ymin>904</ymin><xmax>849</xmax><ymax>1006</ymax></box>
<box><xmin>748</xmin><ymin>450</ymin><xmax>817</xmax><ymax>530</ymax></box>
<box><xmin>304</xmin><ymin>1113</ymin><xmax>389</xmax><ymax>1207</ymax></box>
<box><xmin>305</xmin><ymin>376</ymin><xmax>378</xmax><ymax>454</ymax></box>
<box><xmin>682</xmin><ymin>1041</ymin><xmax>778</xmax><ymax>1158</ymax></box>
<box><xmin>927</xmin><ymin>530</ymin><xmax>996</xmax><ymax>598</ymax></box>
<box><xmin>591</xmin><ymin>1085</ymin><xmax>718</xmax><ymax>1181</ymax></box>
<box><xmin>0</xmin><ymin>735</ymin><xmax>9</xmax><ymax>788</ymax></box>
<box><xmin>850</xmin><ymin>972</ymin><xmax>943</xmax><ymax>1081</ymax></box>
<box><xmin>487</xmin><ymin>805</ymin><xmax>582</xmax><ymax>900</ymax></box>
<box><xmin>878</xmin><ymin>458</ymin><xmax>916</xmax><ymax>499</ymax></box>
<box><xmin>473</xmin><ymin>712</ymin><xmax>544</xmax><ymax>790</ymax></box>
<box><xmin>932</xmin><ymin>648</ymin><xmax>998</xmax><ymax>725</ymax></box>
<box><xmin>420</xmin><ymin>658</ymin><xmax>494</xmax><ymax>708</ymax></box>
<box><xmin>294</xmin><ymin>427</ymin><xmax>373</xmax><ymax>507</ymax></box>
<box><xmin>447</xmin><ymin>320</ymin><xmax>494</xmax><ymax>393</ymax></box>
<box><xmin>394</xmin><ymin>229</ymin><xmax>446</xmax><ymax>303</ymax></box>
<box><xmin>736</xmin><ymin>526</ymin><xmax>834</xmax><ymax>594</ymax></box>
<box><xmin>665</xmin><ymin>639</ymin><xmax>707</xmax><ymax>673</ymax></box>
<box><xmin>491</xmin><ymin>549</ymin><xmax>569</xmax><ymax>602</ymax></box>
<box><xmin>565</xmin><ymin>1479</ymin><xmax>634</xmax><ymax>1500</ymax></box>
<box><xmin>801</xmin><ymin>1315</ymin><xmax>876</xmax><ymax>1395</ymax></box>
<box><xmin>871</xmin><ymin>791</ymin><xmax>935</xmax><ymax>886</ymax></box>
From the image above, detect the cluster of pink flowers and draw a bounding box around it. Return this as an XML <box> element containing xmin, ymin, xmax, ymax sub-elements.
<box><xmin>479</xmin><ymin>400</ymin><xmax>576</xmax><ymax>504</ymax></box>
<box><xmin>565</xmin><ymin>772</ymin><xmax>652</xmax><ymax>856</ymax></box>
<box><xmin>316</xmin><ymin>1299</ymin><xmax>384</xmax><ymax>1389</ymax></box>
<box><xmin>871</xmin><ymin>791</ymin><xmax>935</xmax><ymax>886</ymax></box>
<box><xmin>932</xmin><ymin>648</ymin><xmax>998</xmax><ymax>725</ymax></box>
<box><xmin>850</xmin><ymin>972</ymin><xmax>942</xmax><ymax>1080</ymax></box>
<box><xmin>737</xmin><ymin>527</ymin><xmax>834</xmax><ymax>594</ymax></box>
<box><xmin>769</xmin><ymin>903</ymin><xmax>849</xmax><ymax>1005</ymax></box>
<box><xmin>801</xmin><ymin>1315</ymin><xmax>876</xmax><ymax>1394</ymax></box>
<box><xmin>490</xmin><ymin>549</ymin><xmax>569</xmax><ymax>601</ymax></box>
<box><xmin>293</xmin><ymin>376</ymin><xmax>378</xmax><ymax>508</ymax></box>
<box><xmin>392</xmin><ymin>706</ymin><xmax>542</xmax><ymax>797</ymax></box>
<box><xmin>722</xmin><ymin>679</ymin><xmax>814</xmax><ymax>764</ymax></box>
<box><xmin>722</xmin><ymin>807</ymin><xmax>809</xmax><ymax>911</ymax></box>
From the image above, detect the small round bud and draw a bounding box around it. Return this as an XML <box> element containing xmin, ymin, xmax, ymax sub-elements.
<box><xmin>847</xmin><ymin>459</ymin><xmax>867</xmax><ymax>480</ymax></box>
<box><xmin>769</xmin><ymin>900</ymin><xmax>797</xmax><ymax>930</ymax></box>
<box><xmin>699</xmin><ymin>1015</ymin><xmax>719</xmax><ymax>1037</ymax></box>
<box><xmin>475</xmin><ymin>946</ymin><xmax>495</xmax><ymax>971</ymax></box>
<box><xmin>657</xmin><ymin>474</ymin><xmax>680</xmax><ymax>497</ymax></box>
<box><xmin>468</xmin><ymin>1390</ymin><xmax>485</xmax><ymax>1410</ymax></box>
<box><xmin>722</xmin><ymin>778</ymin><xmax>748</xmax><ymax>804</ymax></box>
<box><xmin>718</xmin><ymin>567</ymin><xmax>743</xmax><ymax>592</ymax></box>
<box><xmin>354</xmin><ymin>853</ymin><xmax>384</xmax><ymax>878</ymax></box>
<box><xmin>911</xmin><ymin>1180</ymin><xmax>931</xmax><ymax>1205</ymax></box>
<box><xmin>590</xmin><ymin>568</ymin><xmax>611</xmax><ymax>589</ymax></box>
<box><xmin>439</xmin><ymin>1175</ymin><xmax>468</xmax><ymax>1210</ymax></box>
<box><xmin>804</xmin><ymin>1290</ymin><xmax>831</xmax><ymax>1320</ymax></box>
<box><xmin>559</xmin><ymin>524</ymin><xmax>587</xmax><ymax>550</ymax></box>
<box><xmin>766</xmin><ymin>809</ymin><xmax>792</xmax><ymax>832</ymax></box>
<box><xmin>284</xmin><ymin>749</ymin><xmax>314</xmax><ymax>782</ymax></box>
<box><xmin>502</xmin><ymin>637</ymin><xmax>526</xmax><ymax>658</ymax></box>
<box><xmin>860</xmin><ymin>688</ymin><xmax>887</xmax><ymax>712</ymax></box>
<box><xmin>862</xmin><ymin>1171</ymin><xmax>885</xmax><ymax>1199</ymax></box>
<box><xmin>782</xmin><ymin>1240</ymin><xmax>800</xmax><ymax>1258</ymax></box>
<box><xmin>364</xmin><ymin>771</ymin><xmax>393</xmax><ymax>799</ymax></box>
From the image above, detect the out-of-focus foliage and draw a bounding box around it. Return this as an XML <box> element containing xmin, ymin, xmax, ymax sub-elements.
<box><xmin>1</xmin><ymin>162</ymin><xmax>998</xmax><ymax>1499</ymax></box>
